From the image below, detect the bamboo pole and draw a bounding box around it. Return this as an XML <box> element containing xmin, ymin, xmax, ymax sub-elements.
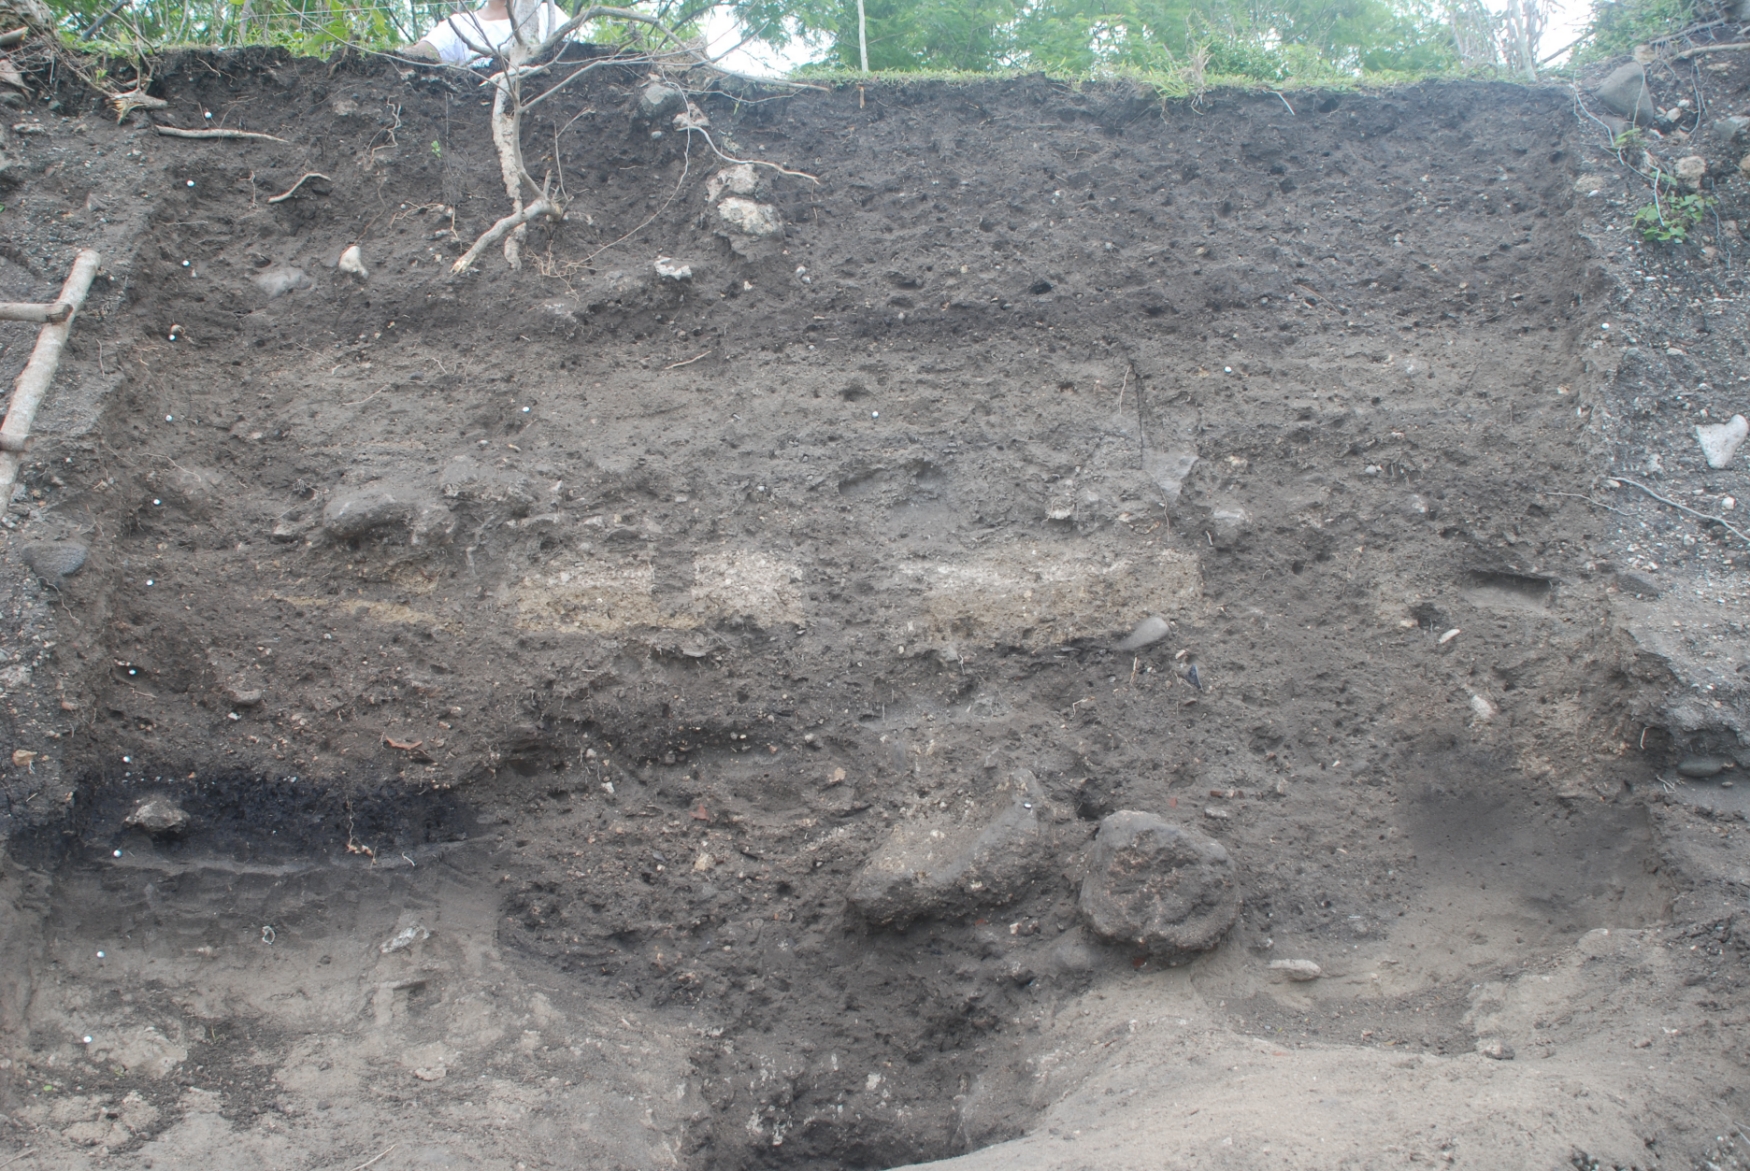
<box><xmin>0</xmin><ymin>249</ymin><xmax>100</xmax><ymax>509</ymax></box>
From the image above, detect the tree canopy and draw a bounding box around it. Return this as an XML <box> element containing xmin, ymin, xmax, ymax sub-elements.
<box><xmin>731</xmin><ymin>0</ymin><xmax>1485</xmax><ymax>76</ymax></box>
<box><xmin>20</xmin><ymin>0</ymin><xmax>1684</xmax><ymax>84</ymax></box>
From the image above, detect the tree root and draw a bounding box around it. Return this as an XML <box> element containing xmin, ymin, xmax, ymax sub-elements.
<box><xmin>1611</xmin><ymin>476</ymin><xmax>1750</xmax><ymax>547</ymax></box>
<box><xmin>451</xmin><ymin>199</ymin><xmax>557</xmax><ymax>274</ymax></box>
<box><xmin>153</xmin><ymin>123</ymin><xmax>287</xmax><ymax>143</ymax></box>
<box><xmin>268</xmin><ymin>172</ymin><xmax>332</xmax><ymax>203</ymax></box>
<box><xmin>453</xmin><ymin>4</ymin><xmax>823</xmax><ymax>274</ymax></box>
<box><xmin>110</xmin><ymin>89</ymin><xmax>167</xmax><ymax>119</ymax></box>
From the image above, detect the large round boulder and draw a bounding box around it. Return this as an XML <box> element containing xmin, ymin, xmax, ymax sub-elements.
<box><xmin>1078</xmin><ymin>811</ymin><xmax>1238</xmax><ymax>962</ymax></box>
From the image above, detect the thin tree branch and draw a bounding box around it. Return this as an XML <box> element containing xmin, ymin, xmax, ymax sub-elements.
<box><xmin>80</xmin><ymin>0</ymin><xmax>129</xmax><ymax>39</ymax></box>
<box><xmin>519</xmin><ymin>50</ymin><xmax>668</xmax><ymax>111</ymax></box>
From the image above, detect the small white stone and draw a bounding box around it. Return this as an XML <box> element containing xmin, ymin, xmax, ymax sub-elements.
<box><xmin>338</xmin><ymin>244</ymin><xmax>369</xmax><ymax>278</ymax></box>
<box><xmin>1696</xmin><ymin>414</ymin><xmax>1747</xmax><ymax>469</ymax></box>
<box><xmin>716</xmin><ymin>197</ymin><xmax>782</xmax><ymax>238</ymax></box>
<box><xmin>706</xmin><ymin>163</ymin><xmax>759</xmax><ymax>201</ymax></box>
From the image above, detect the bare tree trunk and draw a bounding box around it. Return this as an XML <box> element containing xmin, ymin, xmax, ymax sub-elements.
<box><xmin>1508</xmin><ymin>0</ymin><xmax>1537</xmax><ymax>81</ymax></box>
<box><xmin>490</xmin><ymin>0</ymin><xmax>546</xmax><ymax>268</ymax></box>
<box><xmin>857</xmin><ymin>0</ymin><xmax>868</xmax><ymax>71</ymax></box>
<box><xmin>490</xmin><ymin>74</ymin><xmax>531</xmax><ymax>267</ymax></box>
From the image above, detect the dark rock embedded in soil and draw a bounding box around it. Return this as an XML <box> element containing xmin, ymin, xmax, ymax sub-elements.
<box><xmin>848</xmin><ymin>768</ymin><xmax>1074</xmax><ymax>926</ymax></box>
<box><xmin>1077</xmin><ymin>810</ymin><xmax>1240</xmax><ymax>960</ymax></box>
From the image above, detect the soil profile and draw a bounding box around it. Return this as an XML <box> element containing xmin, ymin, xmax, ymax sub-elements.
<box><xmin>1</xmin><ymin>44</ymin><xmax>1748</xmax><ymax>1171</ymax></box>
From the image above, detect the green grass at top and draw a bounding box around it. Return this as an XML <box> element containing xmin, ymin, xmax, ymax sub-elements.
<box><xmin>786</xmin><ymin>62</ymin><xmax>1574</xmax><ymax>94</ymax></box>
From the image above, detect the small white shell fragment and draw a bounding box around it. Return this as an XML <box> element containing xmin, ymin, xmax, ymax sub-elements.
<box><xmin>1269</xmin><ymin>959</ymin><xmax>1322</xmax><ymax>981</ymax></box>
<box><xmin>1438</xmin><ymin>627</ymin><xmax>1461</xmax><ymax>645</ymax></box>
<box><xmin>379</xmin><ymin>924</ymin><xmax>430</xmax><ymax>954</ymax></box>
<box><xmin>1696</xmin><ymin>414</ymin><xmax>1747</xmax><ymax>469</ymax></box>
<box><xmin>1469</xmin><ymin>693</ymin><xmax>1496</xmax><ymax>721</ymax></box>
<box><xmin>338</xmin><ymin>244</ymin><xmax>369</xmax><ymax>278</ymax></box>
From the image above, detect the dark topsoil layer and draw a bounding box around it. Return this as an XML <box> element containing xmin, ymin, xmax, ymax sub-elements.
<box><xmin>1</xmin><ymin>46</ymin><xmax>1749</xmax><ymax>1168</ymax></box>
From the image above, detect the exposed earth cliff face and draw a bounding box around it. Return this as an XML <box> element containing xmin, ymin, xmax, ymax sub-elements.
<box><xmin>0</xmin><ymin>43</ymin><xmax>1747</xmax><ymax>1170</ymax></box>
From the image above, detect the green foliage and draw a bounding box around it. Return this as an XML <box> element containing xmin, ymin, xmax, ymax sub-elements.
<box><xmin>41</xmin><ymin>0</ymin><xmax>719</xmax><ymax>57</ymax></box>
<box><xmin>43</xmin><ymin>0</ymin><xmax>456</xmax><ymax>53</ymax></box>
<box><xmin>1577</xmin><ymin>0</ymin><xmax>1698</xmax><ymax>63</ymax></box>
<box><xmin>733</xmin><ymin>0</ymin><xmax>1471</xmax><ymax>79</ymax></box>
<box><xmin>27</xmin><ymin>0</ymin><xmax>1719</xmax><ymax>89</ymax></box>
<box><xmin>1633</xmin><ymin>192</ymin><xmax>1713</xmax><ymax>242</ymax></box>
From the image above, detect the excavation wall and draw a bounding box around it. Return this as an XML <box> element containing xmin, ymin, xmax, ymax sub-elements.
<box><xmin>0</xmin><ymin>51</ymin><xmax>1747</xmax><ymax>1171</ymax></box>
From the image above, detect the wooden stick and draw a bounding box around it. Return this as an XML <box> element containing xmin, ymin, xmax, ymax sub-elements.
<box><xmin>152</xmin><ymin>124</ymin><xmax>287</xmax><ymax>143</ymax></box>
<box><xmin>0</xmin><ymin>301</ymin><xmax>71</xmax><ymax>323</ymax></box>
<box><xmin>0</xmin><ymin>27</ymin><xmax>26</xmax><ymax>48</ymax></box>
<box><xmin>0</xmin><ymin>250</ymin><xmax>100</xmax><ymax>507</ymax></box>
<box><xmin>1673</xmin><ymin>42</ymin><xmax>1750</xmax><ymax>55</ymax></box>
<box><xmin>267</xmin><ymin>172</ymin><xmax>331</xmax><ymax>203</ymax></box>
<box><xmin>111</xmin><ymin>90</ymin><xmax>170</xmax><ymax>118</ymax></box>
<box><xmin>450</xmin><ymin>198</ymin><xmax>556</xmax><ymax>274</ymax></box>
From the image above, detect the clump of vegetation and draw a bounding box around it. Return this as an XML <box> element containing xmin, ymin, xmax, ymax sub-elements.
<box><xmin>1577</xmin><ymin>0</ymin><xmax>1699</xmax><ymax>63</ymax></box>
<box><xmin>1612</xmin><ymin>126</ymin><xmax>1647</xmax><ymax>152</ymax></box>
<box><xmin>1633</xmin><ymin>192</ymin><xmax>1714</xmax><ymax>242</ymax></box>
